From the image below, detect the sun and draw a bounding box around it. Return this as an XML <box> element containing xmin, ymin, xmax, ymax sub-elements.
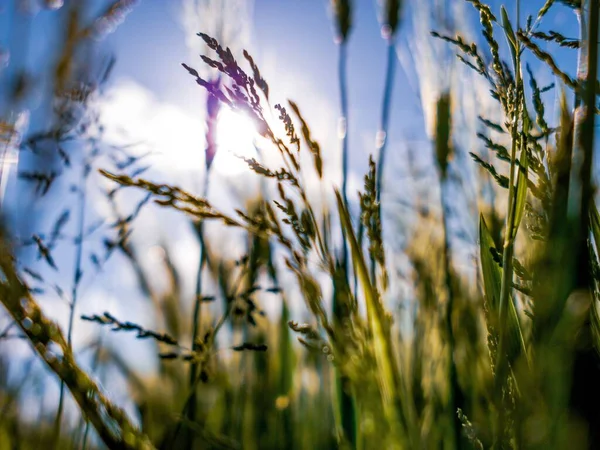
<box><xmin>213</xmin><ymin>107</ymin><xmax>259</xmax><ymax>175</ymax></box>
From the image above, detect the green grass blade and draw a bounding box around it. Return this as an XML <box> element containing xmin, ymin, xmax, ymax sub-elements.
<box><xmin>336</xmin><ymin>195</ymin><xmax>391</xmax><ymax>370</ymax></box>
<box><xmin>512</xmin><ymin>145</ymin><xmax>529</xmax><ymax>240</ymax></box>
<box><xmin>479</xmin><ymin>215</ymin><xmax>528</xmax><ymax>364</ymax></box>
<box><xmin>336</xmin><ymin>189</ymin><xmax>383</xmax><ymax>329</ymax></box>
<box><xmin>501</xmin><ymin>6</ymin><xmax>518</xmax><ymax>70</ymax></box>
<box><xmin>480</xmin><ymin>214</ymin><xmax>503</xmax><ymax>312</ymax></box>
<box><xmin>335</xmin><ymin>189</ymin><xmax>413</xmax><ymax>444</ymax></box>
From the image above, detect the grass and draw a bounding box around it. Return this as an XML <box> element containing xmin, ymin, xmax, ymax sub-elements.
<box><xmin>1</xmin><ymin>0</ymin><xmax>600</xmax><ymax>448</ymax></box>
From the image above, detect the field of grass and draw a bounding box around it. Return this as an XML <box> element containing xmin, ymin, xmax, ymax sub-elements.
<box><xmin>1</xmin><ymin>0</ymin><xmax>600</xmax><ymax>449</ymax></box>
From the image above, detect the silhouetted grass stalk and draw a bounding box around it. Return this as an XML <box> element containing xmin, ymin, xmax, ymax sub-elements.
<box><xmin>567</xmin><ymin>0</ymin><xmax>600</xmax><ymax>444</ymax></box>
<box><xmin>330</xmin><ymin>1</ymin><xmax>357</xmax><ymax>447</ymax></box>
<box><xmin>369</xmin><ymin>40</ymin><xmax>396</xmax><ymax>283</ymax></box>
<box><xmin>496</xmin><ymin>1</ymin><xmax>522</xmax><ymax>385</ymax></box>
<box><xmin>53</xmin><ymin>160</ymin><xmax>89</xmax><ymax>447</ymax></box>
<box><xmin>187</xmin><ymin>174</ymin><xmax>210</xmax><ymax>407</ymax></box>
<box><xmin>374</xmin><ymin>39</ymin><xmax>397</xmax><ymax>205</ymax></box>
<box><xmin>361</xmin><ymin>0</ymin><xmax>402</xmax><ymax>288</ymax></box>
<box><xmin>434</xmin><ymin>92</ymin><xmax>464</xmax><ymax>447</ymax></box>
<box><xmin>186</xmin><ymin>77</ymin><xmax>219</xmax><ymax>439</ymax></box>
<box><xmin>335</xmin><ymin>44</ymin><xmax>358</xmax><ymax>448</ymax></box>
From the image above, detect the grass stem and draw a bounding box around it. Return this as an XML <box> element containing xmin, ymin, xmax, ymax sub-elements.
<box><xmin>53</xmin><ymin>159</ymin><xmax>88</xmax><ymax>448</ymax></box>
<box><xmin>368</xmin><ymin>38</ymin><xmax>397</xmax><ymax>284</ymax></box>
<box><xmin>186</xmin><ymin>168</ymin><xmax>211</xmax><ymax>439</ymax></box>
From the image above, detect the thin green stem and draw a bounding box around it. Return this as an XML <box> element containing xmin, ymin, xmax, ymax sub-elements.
<box><xmin>172</xmin><ymin>255</ymin><xmax>248</xmax><ymax>447</ymax></box>
<box><xmin>440</xmin><ymin>175</ymin><xmax>463</xmax><ymax>449</ymax></box>
<box><xmin>369</xmin><ymin>37</ymin><xmax>397</xmax><ymax>284</ymax></box>
<box><xmin>374</xmin><ymin>39</ymin><xmax>397</xmax><ymax>205</ymax></box>
<box><xmin>175</xmin><ymin>264</ymin><xmax>248</xmax><ymax>444</ymax></box>
<box><xmin>334</xmin><ymin>38</ymin><xmax>357</xmax><ymax>450</ymax></box>
<box><xmin>493</xmin><ymin>3</ymin><xmax>523</xmax><ymax>447</ymax></box>
<box><xmin>496</xmin><ymin>0</ymin><xmax>522</xmax><ymax>379</ymax></box>
<box><xmin>339</xmin><ymin>41</ymin><xmax>350</xmax><ymax>275</ymax></box>
<box><xmin>54</xmin><ymin>160</ymin><xmax>88</xmax><ymax>448</ymax></box>
<box><xmin>187</xmin><ymin>171</ymin><xmax>210</xmax><ymax>430</ymax></box>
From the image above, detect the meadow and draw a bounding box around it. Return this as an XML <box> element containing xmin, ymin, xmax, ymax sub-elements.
<box><xmin>1</xmin><ymin>0</ymin><xmax>600</xmax><ymax>449</ymax></box>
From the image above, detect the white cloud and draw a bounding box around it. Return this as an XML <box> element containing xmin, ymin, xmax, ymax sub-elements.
<box><xmin>100</xmin><ymin>78</ymin><xmax>206</xmax><ymax>177</ymax></box>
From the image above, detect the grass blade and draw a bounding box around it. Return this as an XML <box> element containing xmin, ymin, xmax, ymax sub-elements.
<box><xmin>511</xmin><ymin>144</ymin><xmax>529</xmax><ymax>240</ymax></box>
<box><xmin>479</xmin><ymin>215</ymin><xmax>528</xmax><ymax>365</ymax></box>
<box><xmin>335</xmin><ymin>189</ymin><xmax>413</xmax><ymax>445</ymax></box>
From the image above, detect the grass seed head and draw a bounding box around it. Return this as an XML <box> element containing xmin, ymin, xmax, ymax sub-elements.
<box><xmin>331</xmin><ymin>0</ymin><xmax>352</xmax><ymax>43</ymax></box>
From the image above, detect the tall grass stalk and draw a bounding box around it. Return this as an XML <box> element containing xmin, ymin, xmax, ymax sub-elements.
<box><xmin>335</xmin><ymin>43</ymin><xmax>358</xmax><ymax>448</ymax></box>
<box><xmin>496</xmin><ymin>1</ymin><xmax>523</xmax><ymax>387</ymax></box>
<box><xmin>567</xmin><ymin>0</ymin><xmax>600</xmax><ymax>444</ymax></box>
<box><xmin>360</xmin><ymin>0</ymin><xmax>402</xmax><ymax>290</ymax></box>
<box><xmin>434</xmin><ymin>92</ymin><xmax>464</xmax><ymax>447</ymax></box>
<box><xmin>331</xmin><ymin>0</ymin><xmax>352</xmax><ymax>273</ymax></box>
<box><xmin>369</xmin><ymin>38</ymin><xmax>397</xmax><ymax>283</ymax></box>
<box><xmin>331</xmin><ymin>1</ymin><xmax>357</xmax><ymax>447</ymax></box>
<box><xmin>53</xmin><ymin>159</ymin><xmax>89</xmax><ymax>448</ymax></box>
<box><xmin>187</xmin><ymin>172</ymin><xmax>210</xmax><ymax>422</ymax></box>
<box><xmin>338</xmin><ymin>41</ymin><xmax>350</xmax><ymax>274</ymax></box>
<box><xmin>255</xmin><ymin>145</ymin><xmax>295</xmax><ymax>448</ymax></box>
<box><xmin>186</xmin><ymin>76</ymin><xmax>219</xmax><ymax>443</ymax></box>
<box><xmin>374</xmin><ymin>24</ymin><xmax>399</xmax><ymax>207</ymax></box>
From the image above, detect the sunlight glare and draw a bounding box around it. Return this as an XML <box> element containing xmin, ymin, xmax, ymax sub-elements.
<box><xmin>213</xmin><ymin>107</ymin><xmax>258</xmax><ymax>175</ymax></box>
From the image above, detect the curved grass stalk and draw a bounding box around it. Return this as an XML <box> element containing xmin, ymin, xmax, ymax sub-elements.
<box><xmin>336</xmin><ymin>189</ymin><xmax>418</xmax><ymax>447</ymax></box>
<box><xmin>367</xmin><ymin>38</ymin><xmax>397</xmax><ymax>284</ymax></box>
<box><xmin>0</xmin><ymin>230</ymin><xmax>153</xmax><ymax>449</ymax></box>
